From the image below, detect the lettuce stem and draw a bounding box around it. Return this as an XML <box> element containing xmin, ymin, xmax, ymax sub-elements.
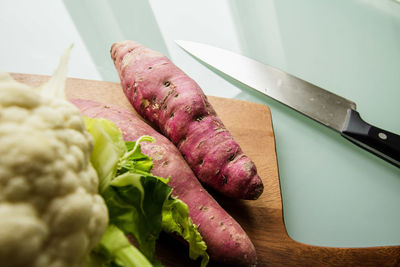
<box><xmin>95</xmin><ymin>225</ymin><xmax>153</xmax><ymax>267</ymax></box>
<box><xmin>119</xmin><ymin>135</ymin><xmax>155</xmax><ymax>166</ymax></box>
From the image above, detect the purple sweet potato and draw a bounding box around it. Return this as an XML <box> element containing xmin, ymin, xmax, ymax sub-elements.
<box><xmin>110</xmin><ymin>40</ymin><xmax>263</xmax><ymax>200</ymax></box>
<box><xmin>71</xmin><ymin>98</ymin><xmax>257</xmax><ymax>266</ymax></box>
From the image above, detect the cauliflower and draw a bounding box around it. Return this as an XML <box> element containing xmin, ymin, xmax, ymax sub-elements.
<box><xmin>0</xmin><ymin>48</ymin><xmax>108</xmax><ymax>267</ymax></box>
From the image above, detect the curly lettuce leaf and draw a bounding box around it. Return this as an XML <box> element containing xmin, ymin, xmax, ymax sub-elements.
<box><xmin>118</xmin><ymin>141</ymin><xmax>154</xmax><ymax>174</ymax></box>
<box><xmin>162</xmin><ymin>198</ymin><xmax>209</xmax><ymax>267</ymax></box>
<box><xmin>84</xmin><ymin>117</ymin><xmax>208</xmax><ymax>266</ymax></box>
<box><xmin>106</xmin><ymin>173</ymin><xmax>170</xmax><ymax>265</ymax></box>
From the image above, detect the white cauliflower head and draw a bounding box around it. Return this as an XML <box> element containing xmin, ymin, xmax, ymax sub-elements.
<box><xmin>0</xmin><ymin>52</ymin><xmax>108</xmax><ymax>267</ymax></box>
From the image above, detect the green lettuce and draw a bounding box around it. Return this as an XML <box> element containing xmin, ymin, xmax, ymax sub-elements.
<box><xmin>162</xmin><ymin>198</ymin><xmax>209</xmax><ymax>266</ymax></box>
<box><xmin>86</xmin><ymin>225</ymin><xmax>153</xmax><ymax>267</ymax></box>
<box><xmin>84</xmin><ymin>117</ymin><xmax>209</xmax><ymax>267</ymax></box>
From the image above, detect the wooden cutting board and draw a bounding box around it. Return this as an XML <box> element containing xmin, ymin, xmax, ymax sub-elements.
<box><xmin>12</xmin><ymin>73</ymin><xmax>400</xmax><ymax>267</ymax></box>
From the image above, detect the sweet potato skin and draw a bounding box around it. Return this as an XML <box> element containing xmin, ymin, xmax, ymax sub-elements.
<box><xmin>70</xmin><ymin>99</ymin><xmax>257</xmax><ymax>266</ymax></box>
<box><xmin>111</xmin><ymin>41</ymin><xmax>263</xmax><ymax>200</ymax></box>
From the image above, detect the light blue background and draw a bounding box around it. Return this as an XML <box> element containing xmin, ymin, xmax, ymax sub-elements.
<box><xmin>1</xmin><ymin>0</ymin><xmax>399</xmax><ymax>247</ymax></box>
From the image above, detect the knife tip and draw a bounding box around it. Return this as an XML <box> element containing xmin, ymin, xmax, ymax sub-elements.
<box><xmin>174</xmin><ymin>39</ymin><xmax>187</xmax><ymax>47</ymax></box>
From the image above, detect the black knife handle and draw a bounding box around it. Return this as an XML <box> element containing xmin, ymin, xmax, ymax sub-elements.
<box><xmin>341</xmin><ymin>109</ymin><xmax>400</xmax><ymax>168</ymax></box>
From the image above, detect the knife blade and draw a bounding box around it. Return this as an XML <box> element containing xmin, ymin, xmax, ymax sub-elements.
<box><xmin>176</xmin><ymin>40</ymin><xmax>400</xmax><ymax>168</ymax></box>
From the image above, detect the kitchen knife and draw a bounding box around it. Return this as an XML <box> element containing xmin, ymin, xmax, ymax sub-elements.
<box><xmin>176</xmin><ymin>40</ymin><xmax>400</xmax><ymax>168</ymax></box>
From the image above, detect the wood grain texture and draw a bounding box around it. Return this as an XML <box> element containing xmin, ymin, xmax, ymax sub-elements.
<box><xmin>12</xmin><ymin>73</ymin><xmax>400</xmax><ymax>267</ymax></box>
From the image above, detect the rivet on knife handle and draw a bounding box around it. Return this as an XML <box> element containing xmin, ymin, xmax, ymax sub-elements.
<box><xmin>342</xmin><ymin>109</ymin><xmax>400</xmax><ymax>167</ymax></box>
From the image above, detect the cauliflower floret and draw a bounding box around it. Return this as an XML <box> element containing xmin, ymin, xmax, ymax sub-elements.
<box><xmin>0</xmin><ymin>84</ymin><xmax>108</xmax><ymax>267</ymax></box>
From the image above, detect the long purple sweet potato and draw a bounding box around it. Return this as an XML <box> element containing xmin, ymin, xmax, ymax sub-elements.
<box><xmin>71</xmin><ymin>99</ymin><xmax>257</xmax><ymax>266</ymax></box>
<box><xmin>110</xmin><ymin>41</ymin><xmax>263</xmax><ymax>200</ymax></box>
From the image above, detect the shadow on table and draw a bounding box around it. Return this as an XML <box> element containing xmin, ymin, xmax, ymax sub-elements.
<box><xmin>62</xmin><ymin>0</ymin><xmax>168</xmax><ymax>82</ymax></box>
